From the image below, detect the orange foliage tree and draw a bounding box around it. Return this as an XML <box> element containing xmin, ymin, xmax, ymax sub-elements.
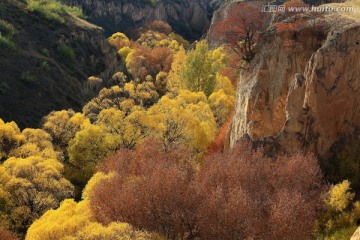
<box><xmin>139</xmin><ymin>20</ymin><xmax>172</xmax><ymax>35</ymax></box>
<box><xmin>195</xmin><ymin>143</ymin><xmax>325</xmax><ymax>239</ymax></box>
<box><xmin>88</xmin><ymin>140</ymin><xmax>325</xmax><ymax>239</ymax></box>
<box><xmin>274</xmin><ymin>1</ymin><xmax>313</xmax><ymax>34</ymax></box>
<box><xmin>88</xmin><ymin>139</ymin><xmax>199</xmax><ymax>239</ymax></box>
<box><xmin>0</xmin><ymin>228</ymin><xmax>18</xmax><ymax>240</ymax></box>
<box><xmin>206</xmin><ymin>114</ymin><xmax>232</xmax><ymax>154</ymax></box>
<box><xmin>211</xmin><ymin>3</ymin><xmax>267</xmax><ymax>62</ymax></box>
<box><xmin>126</xmin><ymin>46</ymin><xmax>173</xmax><ymax>81</ymax></box>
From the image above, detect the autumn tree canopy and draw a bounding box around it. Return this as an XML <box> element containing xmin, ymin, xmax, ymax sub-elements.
<box><xmin>88</xmin><ymin>139</ymin><xmax>198</xmax><ymax>239</ymax></box>
<box><xmin>211</xmin><ymin>3</ymin><xmax>267</xmax><ymax>62</ymax></box>
<box><xmin>26</xmin><ymin>199</ymin><xmax>156</xmax><ymax>240</ymax></box>
<box><xmin>195</xmin><ymin>143</ymin><xmax>325</xmax><ymax>240</ymax></box>
<box><xmin>87</xmin><ymin>140</ymin><xmax>325</xmax><ymax>240</ymax></box>
<box><xmin>178</xmin><ymin>41</ymin><xmax>217</xmax><ymax>97</ymax></box>
<box><xmin>0</xmin><ymin>119</ymin><xmax>74</xmax><ymax>235</ymax></box>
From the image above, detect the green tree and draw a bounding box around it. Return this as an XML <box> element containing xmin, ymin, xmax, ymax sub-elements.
<box><xmin>179</xmin><ymin>41</ymin><xmax>216</xmax><ymax>96</ymax></box>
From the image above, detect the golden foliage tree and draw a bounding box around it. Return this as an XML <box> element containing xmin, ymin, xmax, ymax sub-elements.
<box><xmin>208</xmin><ymin>89</ymin><xmax>235</xmax><ymax>126</ymax></box>
<box><xmin>96</xmin><ymin>108</ymin><xmax>152</xmax><ymax>150</ymax></box>
<box><xmin>83</xmin><ymin>83</ymin><xmax>158</xmax><ymax>122</ymax></box>
<box><xmin>0</xmin><ymin>156</ymin><xmax>74</xmax><ymax>233</ymax></box>
<box><xmin>315</xmin><ymin>180</ymin><xmax>360</xmax><ymax>239</ymax></box>
<box><xmin>68</xmin><ymin>124</ymin><xmax>116</xmax><ymax>177</ymax></box>
<box><xmin>0</xmin><ymin>119</ymin><xmax>73</xmax><ymax>235</ymax></box>
<box><xmin>148</xmin><ymin>90</ymin><xmax>217</xmax><ymax>154</ymax></box>
<box><xmin>26</xmin><ymin>199</ymin><xmax>156</xmax><ymax>240</ymax></box>
<box><xmin>42</xmin><ymin>109</ymin><xmax>90</xmax><ymax>149</ymax></box>
<box><xmin>88</xmin><ymin>139</ymin><xmax>197</xmax><ymax>239</ymax></box>
<box><xmin>0</xmin><ymin>119</ymin><xmax>24</xmax><ymax>162</ymax></box>
<box><xmin>167</xmin><ymin>46</ymin><xmax>187</xmax><ymax>91</ymax></box>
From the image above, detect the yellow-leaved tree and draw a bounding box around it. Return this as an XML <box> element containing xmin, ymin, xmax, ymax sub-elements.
<box><xmin>96</xmin><ymin>108</ymin><xmax>152</xmax><ymax>150</ymax></box>
<box><xmin>26</xmin><ymin>172</ymin><xmax>160</xmax><ymax>240</ymax></box>
<box><xmin>0</xmin><ymin>119</ymin><xmax>74</xmax><ymax>235</ymax></box>
<box><xmin>167</xmin><ymin>46</ymin><xmax>187</xmax><ymax>91</ymax></box>
<box><xmin>315</xmin><ymin>180</ymin><xmax>360</xmax><ymax>240</ymax></box>
<box><xmin>42</xmin><ymin>109</ymin><xmax>90</xmax><ymax>149</ymax></box>
<box><xmin>68</xmin><ymin>124</ymin><xmax>116</xmax><ymax>180</ymax></box>
<box><xmin>148</xmin><ymin>90</ymin><xmax>217</xmax><ymax>154</ymax></box>
<box><xmin>82</xmin><ymin>82</ymin><xmax>158</xmax><ymax>122</ymax></box>
<box><xmin>0</xmin><ymin>119</ymin><xmax>25</xmax><ymax>162</ymax></box>
<box><xmin>25</xmin><ymin>199</ymin><xmax>156</xmax><ymax>240</ymax></box>
<box><xmin>208</xmin><ymin>89</ymin><xmax>235</xmax><ymax>127</ymax></box>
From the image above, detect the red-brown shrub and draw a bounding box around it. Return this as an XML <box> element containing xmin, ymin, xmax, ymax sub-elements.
<box><xmin>207</xmin><ymin>115</ymin><xmax>232</xmax><ymax>154</ymax></box>
<box><xmin>196</xmin><ymin>143</ymin><xmax>325</xmax><ymax>239</ymax></box>
<box><xmin>0</xmin><ymin>228</ymin><xmax>18</xmax><ymax>240</ymax></box>
<box><xmin>127</xmin><ymin>46</ymin><xmax>173</xmax><ymax>81</ymax></box>
<box><xmin>89</xmin><ymin>139</ymin><xmax>199</xmax><ymax>239</ymax></box>
<box><xmin>89</xmin><ymin>140</ymin><xmax>325</xmax><ymax>239</ymax></box>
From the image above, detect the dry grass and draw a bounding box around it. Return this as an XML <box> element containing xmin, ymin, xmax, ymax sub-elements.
<box><xmin>68</xmin><ymin>14</ymin><xmax>101</xmax><ymax>30</ymax></box>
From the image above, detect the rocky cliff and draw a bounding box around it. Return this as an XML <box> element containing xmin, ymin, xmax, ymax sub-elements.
<box><xmin>208</xmin><ymin>0</ymin><xmax>344</xmax><ymax>44</ymax></box>
<box><xmin>230</xmin><ymin>3</ymin><xmax>360</xmax><ymax>158</ymax></box>
<box><xmin>60</xmin><ymin>0</ymin><xmax>213</xmax><ymax>40</ymax></box>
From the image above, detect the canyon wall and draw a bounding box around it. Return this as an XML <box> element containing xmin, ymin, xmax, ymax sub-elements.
<box><xmin>230</xmin><ymin>6</ymin><xmax>360</xmax><ymax>158</ymax></box>
<box><xmin>61</xmin><ymin>0</ymin><xmax>213</xmax><ymax>40</ymax></box>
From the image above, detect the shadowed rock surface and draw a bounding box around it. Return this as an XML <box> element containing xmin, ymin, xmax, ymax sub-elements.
<box><xmin>60</xmin><ymin>0</ymin><xmax>214</xmax><ymax>40</ymax></box>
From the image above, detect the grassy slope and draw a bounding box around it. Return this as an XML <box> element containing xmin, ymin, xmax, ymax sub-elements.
<box><xmin>0</xmin><ymin>0</ymin><xmax>118</xmax><ymax>128</ymax></box>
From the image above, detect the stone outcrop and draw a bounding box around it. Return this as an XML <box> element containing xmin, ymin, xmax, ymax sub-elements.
<box><xmin>61</xmin><ymin>0</ymin><xmax>213</xmax><ymax>40</ymax></box>
<box><xmin>230</xmin><ymin>4</ymin><xmax>360</xmax><ymax>158</ymax></box>
<box><xmin>352</xmin><ymin>227</ymin><xmax>360</xmax><ymax>240</ymax></box>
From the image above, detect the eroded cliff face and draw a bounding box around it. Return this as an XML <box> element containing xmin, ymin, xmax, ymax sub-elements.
<box><xmin>207</xmin><ymin>0</ymin><xmax>344</xmax><ymax>45</ymax></box>
<box><xmin>230</xmin><ymin>8</ymin><xmax>360</xmax><ymax>158</ymax></box>
<box><xmin>61</xmin><ymin>0</ymin><xmax>212</xmax><ymax>40</ymax></box>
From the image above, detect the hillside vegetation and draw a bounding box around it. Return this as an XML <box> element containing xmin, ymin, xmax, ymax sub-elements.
<box><xmin>1</xmin><ymin>0</ymin><xmax>360</xmax><ymax>239</ymax></box>
<box><xmin>0</xmin><ymin>0</ymin><xmax>119</xmax><ymax>128</ymax></box>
